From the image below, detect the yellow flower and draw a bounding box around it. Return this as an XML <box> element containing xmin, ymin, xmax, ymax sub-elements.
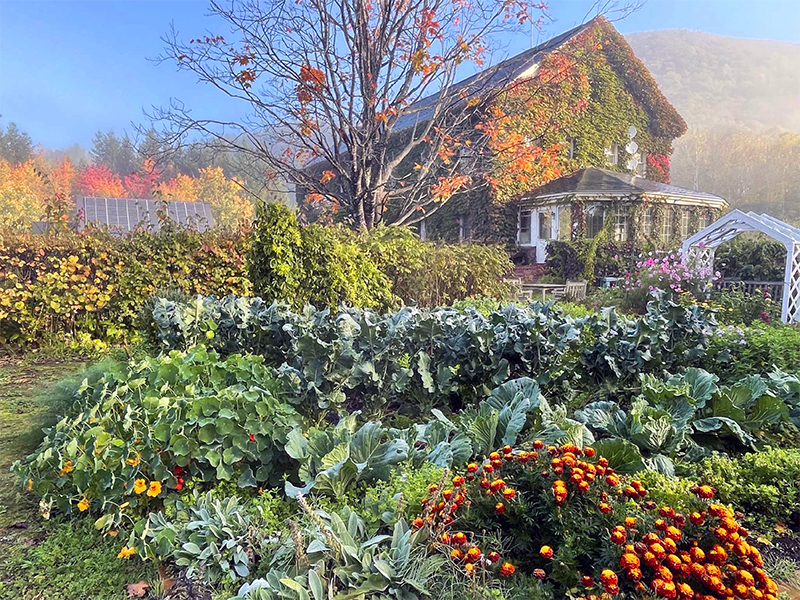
<box><xmin>133</xmin><ymin>479</ymin><xmax>147</xmax><ymax>494</ymax></box>
<box><xmin>27</xmin><ymin>478</ymin><xmax>33</xmax><ymax>491</ymax></box>
<box><xmin>119</xmin><ymin>502</ymin><xmax>130</xmax><ymax>509</ymax></box>
<box><xmin>147</xmin><ymin>480</ymin><xmax>162</xmax><ymax>497</ymax></box>
<box><xmin>77</xmin><ymin>497</ymin><xmax>90</xmax><ymax>512</ymax></box>
<box><xmin>59</xmin><ymin>460</ymin><xmax>73</xmax><ymax>476</ymax></box>
<box><xmin>126</xmin><ymin>456</ymin><xmax>140</xmax><ymax>467</ymax></box>
<box><xmin>117</xmin><ymin>546</ymin><xmax>135</xmax><ymax>559</ymax></box>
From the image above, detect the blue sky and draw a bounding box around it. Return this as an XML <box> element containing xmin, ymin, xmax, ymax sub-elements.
<box><xmin>0</xmin><ymin>0</ymin><xmax>798</xmax><ymax>150</ymax></box>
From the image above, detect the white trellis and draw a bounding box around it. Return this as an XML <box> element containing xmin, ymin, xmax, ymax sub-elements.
<box><xmin>682</xmin><ymin>210</ymin><xmax>800</xmax><ymax>324</ymax></box>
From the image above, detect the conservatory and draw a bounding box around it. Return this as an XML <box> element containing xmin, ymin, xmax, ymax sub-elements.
<box><xmin>683</xmin><ymin>210</ymin><xmax>800</xmax><ymax>324</ymax></box>
<box><xmin>516</xmin><ymin>167</ymin><xmax>728</xmax><ymax>262</ymax></box>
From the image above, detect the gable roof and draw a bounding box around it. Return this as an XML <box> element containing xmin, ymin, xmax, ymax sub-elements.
<box><xmin>395</xmin><ymin>17</ymin><xmax>686</xmax><ymax>139</ymax></box>
<box><xmin>520</xmin><ymin>167</ymin><xmax>727</xmax><ymax>207</ymax></box>
<box><xmin>75</xmin><ymin>196</ymin><xmax>214</xmax><ymax>234</ymax></box>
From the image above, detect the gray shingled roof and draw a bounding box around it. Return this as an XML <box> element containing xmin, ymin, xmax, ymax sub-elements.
<box><xmin>75</xmin><ymin>197</ymin><xmax>214</xmax><ymax>233</ymax></box>
<box><xmin>394</xmin><ymin>19</ymin><xmax>596</xmax><ymax>132</ymax></box>
<box><xmin>522</xmin><ymin>167</ymin><xmax>727</xmax><ymax>204</ymax></box>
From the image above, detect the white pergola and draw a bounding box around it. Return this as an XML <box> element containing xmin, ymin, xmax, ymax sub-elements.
<box><xmin>682</xmin><ymin>209</ymin><xmax>800</xmax><ymax>324</ymax></box>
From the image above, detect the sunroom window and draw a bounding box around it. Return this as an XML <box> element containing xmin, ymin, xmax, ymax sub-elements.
<box><xmin>518</xmin><ymin>210</ymin><xmax>532</xmax><ymax>245</ymax></box>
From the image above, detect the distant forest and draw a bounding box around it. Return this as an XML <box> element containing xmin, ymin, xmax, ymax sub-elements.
<box><xmin>628</xmin><ymin>30</ymin><xmax>800</xmax><ymax>224</ymax></box>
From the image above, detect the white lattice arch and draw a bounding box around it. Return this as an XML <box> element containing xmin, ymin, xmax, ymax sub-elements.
<box><xmin>682</xmin><ymin>210</ymin><xmax>800</xmax><ymax>323</ymax></box>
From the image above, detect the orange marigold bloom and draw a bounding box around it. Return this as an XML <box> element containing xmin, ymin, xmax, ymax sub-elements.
<box><xmin>490</xmin><ymin>479</ymin><xmax>505</xmax><ymax>493</ymax></box>
<box><xmin>666</xmin><ymin>526</ymin><xmax>683</xmax><ymax>541</ymax></box>
<box><xmin>487</xmin><ymin>551</ymin><xmax>500</xmax><ymax>563</ymax></box>
<box><xmin>464</xmin><ymin>562</ymin><xmax>476</xmax><ymax>576</ymax></box>
<box><xmin>428</xmin><ymin>484</ymin><xmax>439</xmax><ymax>494</ymax></box>
<box><xmin>533</xmin><ymin>568</ymin><xmax>546</xmax><ymax>580</ymax></box>
<box><xmin>599</xmin><ymin>502</ymin><xmax>612</xmax><ymax>514</ymax></box>
<box><xmin>443</xmin><ymin>489</ymin><xmax>453</xmax><ymax>500</ymax></box>
<box><xmin>466</xmin><ymin>463</ymin><xmax>478</xmax><ymax>473</ymax></box>
<box><xmin>600</xmin><ymin>569</ymin><xmax>617</xmax><ymax>586</ymax></box>
<box><xmin>584</xmin><ymin>447</ymin><xmax>595</xmax><ymax>457</ymax></box>
<box><xmin>489</xmin><ymin>452</ymin><xmax>501</xmax><ymax>461</ymax></box>
<box><xmin>578</xmin><ymin>481</ymin><xmax>590</xmax><ymax>493</ymax></box>
<box><xmin>690</xmin><ymin>547</ymin><xmax>705</xmax><ymax>562</ymax></box>
<box><xmin>606</xmin><ymin>474</ymin><xmax>619</xmax><ymax>486</ymax></box>
<box><xmin>610</xmin><ymin>526</ymin><xmax>627</xmax><ymax>545</ymax></box>
<box><xmin>696</xmin><ymin>485</ymin><xmax>715</xmax><ymax>499</ymax></box>
<box><xmin>532</xmin><ymin>439</ymin><xmax>544</xmax><ymax>450</ymax></box>
<box><xmin>677</xmin><ymin>582</ymin><xmax>694</xmax><ymax>599</ymax></box>
<box><xmin>451</xmin><ymin>548</ymin><xmax>465</xmax><ymax>561</ymax></box>
<box><xmin>581</xmin><ymin>575</ymin><xmax>594</xmax><ymax>587</ymax></box>
<box><xmin>495</xmin><ymin>502</ymin><xmax>506</xmax><ymax>515</ymax></box>
<box><xmin>620</xmin><ymin>553</ymin><xmax>640</xmax><ymax>569</ymax></box>
<box><xmin>501</xmin><ymin>487</ymin><xmax>516</xmax><ymax>500</ymax></box>
<box><xmin>452</xmin><ymin>475</ymin><xmax>465</xmax><ymax>487</ymax></box>
<box><xmin>452</xmin><ymin>532</ymin><xmax>467</xmax><ymax>545</ymax></box>
<box><xmin>539</xmin><ymin>545</ymin><xmax>554</xmax><ymax>559</ymax></box>
<box><xmin>501</xmin><ymin>445</ymin><xmax>513</xmax><ymax>454</ymax></box>
<box><xmin>466</xmin><ymin>546</ymin><xmax>482</xmax><ymax>562</ymax></box>
<box><xmin>627</xmin><ymin>567</ymin><xmax>643</xmax><ymax>581</ymax></box>
<box><xmin>412</xmin><ymin>517</ymin><xmax>424</xmax><ymax>529</ymax></box>
<box><xmin>689</xmin><ymin>511</ymin><xmax>705</xmax><ymax>526</ymax></box>
<box><xmin>499</xmin><ymin>562</ymin><xmax>516</xmax><ymax>577</ymax></box>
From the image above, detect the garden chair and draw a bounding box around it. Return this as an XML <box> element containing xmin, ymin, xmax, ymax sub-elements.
<box><xmin>564</xmin><ymin>280</ymin><xmax>588</xmax><ymax>300</ymax></box>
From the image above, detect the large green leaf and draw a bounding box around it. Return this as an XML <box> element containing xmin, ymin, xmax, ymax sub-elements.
<box><xmin>683</xmin><ymin>368</ymin><xmax>719</xmax><ymax>407</ymax></box>
<box><xmin>748</xmin><ymin>394</ymin><xmax>790</xmax><ymax>426</ymax></box>
<box><xmin>591</xmin><ymin>438</ymin><xmax>646</xmax><ymax>473</ymax></box>
<box><xmin>574</xmin><ymin>401</ymin><xmax>627</xmax><ymax>436</ymax></box>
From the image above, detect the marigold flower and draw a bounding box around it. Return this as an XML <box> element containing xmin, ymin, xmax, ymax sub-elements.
<box><xmin>690</xmin><ymin>546</ymin><xmax>705</xmax><ymax>562</ymax></box>
<box><xmin>606</xmin><ymin>474</ymin><xmax>619</xmax><ymax>486</ymax></box>
<box><xmin>660</xmin><ymin>506</ymin><xmax>675</xmax><ymax>518</ymax></box>
<box><xmin>624</xmin><ymin>516</ymin><xmax>636</xmax><ymax>528</ymax></box>
<box><xmin>77</xmin><ymin>497</ymin><xmax>90</xmax><ymax>512</ymax></box>
<box><xmin>483</xmin><ymin>464</ymin><xmax>494</xmax><ymax>473</ymax></box>
<box><xmin>126</xmin><ymin>456</ymin><xmax>139</xmax><ymax>467</ymax></box>
<box><xmin>501</xmin><ymin>445</ymin><xmax>513</xmax><ymax>454</ymax></box>
<box><xmin>627</xmin><ymin>567</ymin><xmax>642</xmax><ymax>581</ymax></box>
<box><xmin>412</xmin><ymin>517</ymin><xmax>424</xmax><ymax>529</ymax></box>
<box><xmin>600</xmin><ymin>569</ymin><xmax>617</xmax><ymax>586</ymax></box>
<box><xmin>466</xmin><ymin>546</ymin><xmax>482</xmax><ymax>562</ymax></box>
<box><xmin>452</xmin><ymin>532</ymin><xmax>467</xmax><ymax>545</ymax></box>
<box><xmin>655</xmin><ymin>518</ymin><xmax>668</xmax><ymax>531</ymax></box>
<box><xmin>584</xmin><ymin>447</ymin><xmax>595</xmax><ymax>457</ymax></box>
<box><xmin>695</xmin><ymin>484</ymin><xmax>714</xmax><ymax>499</ymax></box>
<box><xmin>624</xmin><ymin>486</ymin><xmax>638</xmax><ymax>498</ymax></box>
<box><xmin>578</xmin><ymin>481</ymin><xmax>590</xmax><ymax>493</ymax></box>
<box><xmin>443</xmin><ymin>489</ymin><xmax>453</xmax><ymax>500</ymax></box>
<box><xmin>539</xmin><ymin>545</ymin><xmax>553</xmax><ymax>559</ymax></box>
<box><xmin>532</xmin><ymin>568</ymin><xmax>546</xmax><ymax>580</ymax></box>
<box><xmin>439</xmin><ymin>533</ymin><xmax>450</xmax><ymax>544</ymax></box>
<box><xmin>499</xmin><ymin>562</ymin><xmax>516</xmax><ymax>577</ymax></box>
<box><xmin>117</xmin><ymin>546</ymin><xmax>135</xmax><ymax>559</ymax></box>
<box><xmin>689</xmin><ymin>511</ymin><xmax>705</xmax><ymax>525</ymax></box>
<box><xmin>495</xmin><ymin>502</ymin><xmax>506</xmax><ymax>515</ymax></box>
<box><xmin>147</xmin><ymin>480</ymin><xmax>162</xmax><ymax>497</ymax></box>
<box><xmin>452</xmin><ymin>475</ymin><xmax>465</xmax><ymax>487</ymax></box>
<box><xmin>501</xmin><ymin>487</ymin><xmax>515</xmax><ymax>500</ymax></box>
<box><xmin>451</xmin><ymin>548</ymin><xmax>464</xmax><ymax>561</ymax></box>
<box><xmin>532</xmin><ymin>439</ymin><xmax>544</xmax><ymax>450</ymax></box>
<box><xmin>610</xmin><ymin>526</ymin><xmax>627</xmax><ymax>545</ymax></box>
<box><xmin>597</xmin><ymin>457</ymin><xmax>609</xmax><ymax>467</ymax></box>
<box><xmin>429</xmin><ymin>484</ymin><xmax>439</xmax><ymax>494</ymax></box>
<box><xmin>581</xmin><ymin>575</ymin><xmax>594</xmax><ymax>587</ymax></box>
<box><xmin>489</xmin><ymin>479</ymin><xmax>505</xmax><ymax>493</ymax></box>
<box><xmin>487</xmin><ymin>551</ymin><xmax>500</xmax><ymax>563</ymax></box>
<box><xmin>599</xmin><ymin>502</ymin><xmax>612</xmax><ymax>514</ymax></box>
<box><xmin>466</xmin><ymin>463</ymin><xmax>478</xmax><ymax>473</ymax></box>
<box><xmin>620</xmin><ymin>553</ymin><xmax>640</xmax><ymax>569</ymax></box>
<box><xmin>489</xmin><ymin>452</ymin><xmax>501</xmax><ymax>461</ymax></box>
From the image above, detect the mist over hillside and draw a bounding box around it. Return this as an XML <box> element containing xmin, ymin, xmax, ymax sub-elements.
<box><xmin>626</xmin><ymin>29</ymin><xmax>800</xmax><ymax>132</ymax></box>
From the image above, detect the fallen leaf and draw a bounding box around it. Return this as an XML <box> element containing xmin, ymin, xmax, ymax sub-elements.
<box><xmin>159</xmin><ymin>564</ymin><xmax>176</xmax><ymax>592</ymax></box>
<box><xmin>126</xmin><ymin>581</ymin><xmax>150</xmax><ymax>597</ymax></box>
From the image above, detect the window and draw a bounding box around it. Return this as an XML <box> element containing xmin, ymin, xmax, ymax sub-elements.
<box><xmin>586</xmin><ymin>205</ymin><xmax>606</xmax><ymax>239</ymax></box>
<box><xmin>642</xmin><ymin>207</ymin><xmax>654</xmax><ymax>238</ymax></box>
<box><xmin>418</xmin><ymin>219</ymin><xmax>427</xmax><ymax>241</ymax></box>
<box><xmin>613</xmin><ymin>205</ymin><xmax>630</xmax><ymax>242</ymax></box>
<box><xmin>661</xmin><ymin>209</ymin><xmax>673</xmax><ymax>243</ymax></box>
<box><xmin>697</xmin><ymin>211</ymin><xmax>711</xmax><ymax>231</ymax></box>
<box><xmin>518</xmin><ymin>210</ymin><xmax>532</xmax><ymax>245</ymax></box>
<box><xmin>458</xmin><ymin>215</ymin><xmax>471</xmax><ymax>242</ymax></box>
<box><xmin>635</xmin><ymin>152</ymin><xmax>647</xmax><ymax>177</ymax></box>
<box><xmin>680</xmin><ymin>209</ymin><xmax>691</xmax><ymax>239</ymax></box>
<box><xmin>538</xmin><ymin>210</ymin><xmax>553</xmax><ymax>241</ymax></box>
<box><xmin>567</xmin><ymin>137</ymin><xmax>577</xmax><ymax>160</ymax></box>
<box><xmin>605</xmin><ymin>143</ymin><xmax>619</xmax><ymax>166</ymax></box>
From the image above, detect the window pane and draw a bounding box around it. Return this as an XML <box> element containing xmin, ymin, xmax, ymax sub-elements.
<box><xmin>586</xmin><ymin>206</ymin><xmax>604</xmax><ymax>239</ymax></box>
<box><xmin>519</xmin><ymin>210</ymin><xmax>531</xmax><ymax>244</ymax></box>
<box><xmin>539</xmin><ymin>211</ymin><xmax>552</xmax><ymax>240</ymax></box>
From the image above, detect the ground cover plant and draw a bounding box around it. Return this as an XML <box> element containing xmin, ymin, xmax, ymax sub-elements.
<box><xmin>4</xmin><ymin>290</ymin><xmax>800</xmax><ymax>599</ymax></box>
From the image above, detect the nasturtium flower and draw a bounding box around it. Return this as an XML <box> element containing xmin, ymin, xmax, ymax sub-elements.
<box><xmin>117</xmin><ymin>546</ymin><xmax>135</xmax><ymax>559</ymax></box>
<box><xmin>133</xmin><ymin>479</ymin><xmax>147</xmax><ymax>494</ymax></box>
<box><xmin>77</xmin><ymin>497</ymin><xmax>89</xmax><ymax>512</ymax></box>
<box><xmin>147</xmin><ymin>480</ymin><xmax>162</xmax><ymax>497</ymax></box>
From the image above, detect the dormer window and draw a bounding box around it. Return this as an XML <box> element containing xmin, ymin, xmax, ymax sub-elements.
<box><xmin>605</xmin><ymin>143</ymin><xmax>619</xmax><ymax>166</ymax></box>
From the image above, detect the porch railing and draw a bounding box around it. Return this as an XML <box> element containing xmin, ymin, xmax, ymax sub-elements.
<box><xmin>719</xmin><ymin>279</ymin><xmax>784</xmax><ymax>302</ymax></box>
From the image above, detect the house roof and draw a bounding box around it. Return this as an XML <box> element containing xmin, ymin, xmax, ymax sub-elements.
<box><xmin>393</xmin><ymin>19</ymin><xmax>596</xmax><ymax>132</ymax></box>
<box><xmin>75</xmin><ymin>196</ymin><xmax>214</xmax><ymax>234</ymax></box>
<box><xmin>394</xmin><ymin>17</ymin><xmax>686</xmax><ymax>139</ymax></box>
<box><xmin>519</xmin><ymin>167</ymin><xmax>728</xmax><ymax>207</ymax></box>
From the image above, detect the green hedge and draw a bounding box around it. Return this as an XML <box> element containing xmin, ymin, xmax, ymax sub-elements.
<box><xmin>0</xmin><ymin>226</ymin><xmax>251</xmax><ymax>347</ymax></box>
<box><xmin>703</xmin><ymin>324</ymin><xmax>800</xmax><ymax>381</ymax></box>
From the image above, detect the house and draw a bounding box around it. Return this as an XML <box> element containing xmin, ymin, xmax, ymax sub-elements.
<box><xmin>405</xmin><ymin>17</ymin><xmax>728</xmax><ymax>260</ymax></box>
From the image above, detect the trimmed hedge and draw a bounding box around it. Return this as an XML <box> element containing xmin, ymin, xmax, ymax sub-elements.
<box><xmin>0</xmin><ymin>227</ymin><xmax>251</xmax><ymax>346</ymax></box>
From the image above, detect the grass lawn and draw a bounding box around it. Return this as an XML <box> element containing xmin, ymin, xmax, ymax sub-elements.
<box><xmin>0</xmin><ymin>357</ymin><xmax>158</xmax><ymax>600</ymax></box>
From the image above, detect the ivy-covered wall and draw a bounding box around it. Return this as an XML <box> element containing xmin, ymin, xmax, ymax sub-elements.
<box><xmin>423</xmin><ymin>18</ymin><xmax>690</xmax><ymax>247</ymax></box>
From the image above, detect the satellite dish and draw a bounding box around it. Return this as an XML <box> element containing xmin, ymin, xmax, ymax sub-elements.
<box><xmin>626</xmin><ymin>157</ymin><xmax>639</xmax><ymax>171</ymax></box>
<box><xmin>626</xmin><ymin>141</ymin><xmax>638</xmax><ymax>155</ymax></box>
<box><xmin>627</xmin><ymin>125</ymin><xmax>637</xmax><ymax>139</ymax></box>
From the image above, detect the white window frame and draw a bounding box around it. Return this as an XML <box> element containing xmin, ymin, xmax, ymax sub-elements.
<box><xmin>586</xmin><ymin>205</ymin><xmax>606</xmax><ymax>239</ymax></box>
<box><xmin>680</xmin><ymin>209</ymin><xmax>691</xmax><ymax>239</ymax></box>
<box><xmin>605</xmin><ymin>143</ymin><xmax>619</xmax><ymax>166</ymax></box>
<box><xmin>613</xmin><ymin>205</ymin><xmax>630</xmax><ymax>242</ymax></box>
<box><xmin>518</xmin><ymin>209</ymin><xmax>532</xmax><ymax>245</ymax></box>
<box><xmin>642</xmin><ymin>207</ymin><xmax>654</xmax><ymax>237</ymax></box>
<box><xmin>458</xmin><ymin>215</ymin><xmax>471</xmax><ymax>242</ymax></box>
<box><xmin>538</xmin><ymin>210</ymin><xmax>554</xmax><ymax>241</ymax></box>
<box><xmin>662</xmin><ymin>209</ymin><xmax>673</xmax><ymax>243</ymax></box>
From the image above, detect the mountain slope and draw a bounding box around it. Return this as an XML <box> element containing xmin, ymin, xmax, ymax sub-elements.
<box><xmin>626</xmin><ymin>30</ymin><xmax>800</xmax><ymax>131</ymax></box>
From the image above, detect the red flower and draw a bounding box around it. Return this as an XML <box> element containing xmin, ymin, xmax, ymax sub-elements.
<box><xmin>499</xmin><ymin>562</ymin><xmax>516</xmax><ymax>577</ymax></box>
<box><xmin>249</xmin><ymin>434</ymin><xmax>256</xmax><ymax>442</ymax></box>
